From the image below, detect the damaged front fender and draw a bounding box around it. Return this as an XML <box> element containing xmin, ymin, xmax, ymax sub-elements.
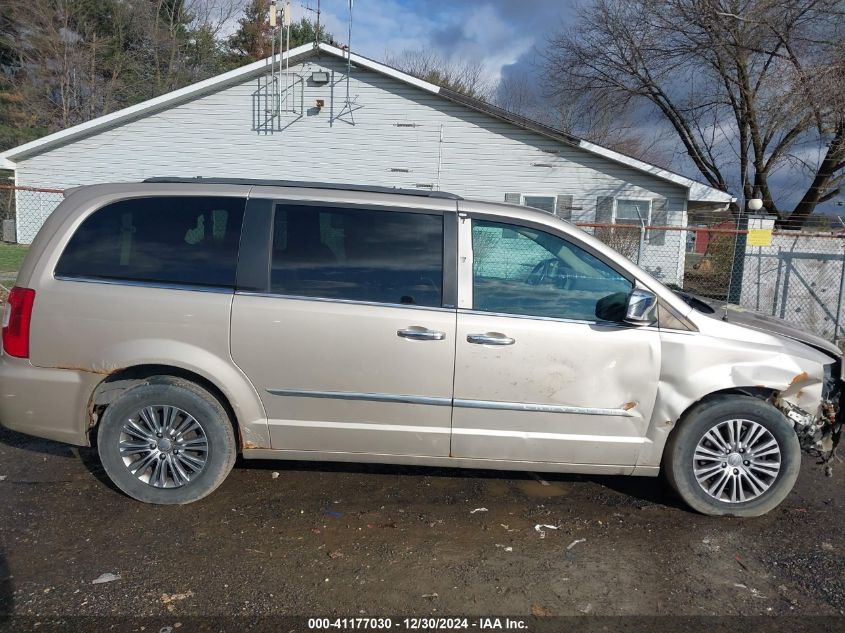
<box><xmin>775</xmin><ymin>361</ymin><xmax>843</xmax><ymax>460</ymax></box>
<box><xmin>641</xmin><ymin>325</ymin><xmax>841</xmax><ymax>471</ymax></box>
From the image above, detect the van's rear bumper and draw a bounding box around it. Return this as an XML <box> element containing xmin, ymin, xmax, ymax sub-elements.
<box><xmin>0</xmin><ymin>354</ymin><xmax>100</xmax><ymax>446</ymax></box>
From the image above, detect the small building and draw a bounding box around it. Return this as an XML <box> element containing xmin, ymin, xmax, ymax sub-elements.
<box><xmin>0</xmin><ymin>42</ymin><xmax>732</xmax><ymax>284</ymax></box>
<box><xmin>694</xmin><ymin>220</ymin><xmax>736</xmax><ymax>254</ymax></box>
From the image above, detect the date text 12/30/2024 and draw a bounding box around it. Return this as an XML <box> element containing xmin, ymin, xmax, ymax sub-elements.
<box><xmin>308</xmin><ymin>618</ymin><xmax>529</xmax><ymax>630</ymax></box>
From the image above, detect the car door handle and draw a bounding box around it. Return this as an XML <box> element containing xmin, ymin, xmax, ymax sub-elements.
<box><xmin>397</xmin><ymin>328</ymin><xmax>446</xmax><ymax>341</ymax></box>
<box><xmin>467</xmin><ymin>333</ymin><xmax>515</xmax><ymax>345</ymax></box>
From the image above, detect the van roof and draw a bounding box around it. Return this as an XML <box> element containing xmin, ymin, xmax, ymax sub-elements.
<box><xmin>142</xmin><ymin>177</ymin><xmax>463</xmax><ymax>201</ymax></box>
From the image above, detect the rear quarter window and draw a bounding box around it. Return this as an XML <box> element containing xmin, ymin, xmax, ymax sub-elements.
<box><xmin>55</xmin><ymin>196</ymin><xmax>246</xmax><ymax>288</ymax></box>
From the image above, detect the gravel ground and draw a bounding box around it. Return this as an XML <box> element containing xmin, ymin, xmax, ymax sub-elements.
<box><xmin>0</xmin><ymin>424</ymin><xmax>842</xmax><ymax>630</ymax></box>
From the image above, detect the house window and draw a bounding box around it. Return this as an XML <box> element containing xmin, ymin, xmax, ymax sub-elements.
<box><xmin>522</xmin><ymin>195</ymin><xmax>557</xmax><ymax>214</ymax></box>
<box><xmin>615</xmin><ymin>199</ymin><xmax>651</xmax><ymax>226</ymax></box>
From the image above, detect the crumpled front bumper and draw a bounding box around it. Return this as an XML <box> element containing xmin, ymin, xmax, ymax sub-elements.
<box><xmin>777</xmin><ymin>360</ymin><xmax>843</xmax><ymax>462</ymax></box>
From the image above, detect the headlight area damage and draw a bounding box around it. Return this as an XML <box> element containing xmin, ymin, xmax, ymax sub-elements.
<box><xmin>775</xmin><ymin>362</ymin><xmax>843</xmax><ymax>474</ymax></box>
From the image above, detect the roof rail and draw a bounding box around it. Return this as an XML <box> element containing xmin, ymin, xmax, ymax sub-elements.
<box><xmin>142</xmin><ymin>177</ymin><xmax>463</xmax><ymax>200</ymax></box>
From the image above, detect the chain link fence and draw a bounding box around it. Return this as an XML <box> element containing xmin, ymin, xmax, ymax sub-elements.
<box><xmin>0</xmin><ymin>184</ymin><xmax>65</xmax><ymax>245</ymax></box>
<box><xmin>575</xmin><ymin>221</ymin><xmax>738</xmax><ymax>299</ymax></box>
<box><xmin>2</xmin><ymin>184</ymin><xmax>845</xmax><ymax>343</ymax></box>
<box><xmin>577</xmin><ymin>219</ymin><xmax>845</xmax><ymax>344</ymax></box>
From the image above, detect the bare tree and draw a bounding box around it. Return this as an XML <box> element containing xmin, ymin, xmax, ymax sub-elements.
<box><xmin>2</xmin><ymin>0</ymin><xmax>238</xmax><ymax>141</ymax></box>
<box><xmin>387</xmin><ymin>47</ymin><xmax>671</xmax><ymax>166</ymax></box>
<box><xmin>140</xmin><ymin>0</ymin><xmax>239</xmax><ymax>95</ymax></box>
<box><xmin>6</xmin><ymin>0</ymin><xmax>98</xmax><ymax>130</ymax></box>
<box><xmin>544</xmin><ymin>0</ymin><xmax>845</xmax><ymax>226</ymax></box>
<box><xmin>495</xmin><ymin>73</ymin><xmax>542</xmax><ymax>118</ymax></box>
<box><xmin>385</xmin><ymin>48</ymin><xmax>493</xmax><ymax>100</ymax></box>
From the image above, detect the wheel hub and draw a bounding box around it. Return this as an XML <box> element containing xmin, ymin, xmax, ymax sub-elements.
<box><xmin>693</xmin><ymin>418</ymin><xmax>781</xmax><ymax>504</ymax></box>
<box><xmin>118</xmin><ymin>405</ymin><xmax>208</xmax><ymax>489</ymax></box>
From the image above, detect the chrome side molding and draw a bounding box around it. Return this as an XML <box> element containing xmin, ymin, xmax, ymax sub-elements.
<box><xmin>267</xmin><ymin>389</ymin><xmax>635</xmax><ymax>417</ymax></box>
<box><xmin>266</xmin><ymin>389</ymin><xmax>452</xmax><ymax>407</ymax></box>
<box><xmin>453</xmin><ymin>399</ymin><xmax>633</xmax><ymax>416</ymax></box>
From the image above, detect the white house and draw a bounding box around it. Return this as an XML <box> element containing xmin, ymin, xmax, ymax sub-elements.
<box><xmin>0</xmin><ymin>42</ymin><xmax>733</xmax><ymax>284</ymax></box>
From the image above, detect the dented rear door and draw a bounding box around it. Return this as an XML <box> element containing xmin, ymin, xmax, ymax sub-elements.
<box><xmin>450</xmin><ymin>211</ymin><xmax>660</xmax><ymax>466</ymax></box>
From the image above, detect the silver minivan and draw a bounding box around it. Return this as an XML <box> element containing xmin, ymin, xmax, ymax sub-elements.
<box><xmin>1</xmin><ymin>178</ymin><xmax>840</xmax><ymax>515</ymax></box>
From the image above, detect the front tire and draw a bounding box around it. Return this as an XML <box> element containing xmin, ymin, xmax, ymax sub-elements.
<box><xmin>97</xmin><ymin>378</ymin><xmax>237</xmax><ymax>504</ymax></box>
<box><xmin>664</xmin><ymin>395</ymin><xmax>801</xmax><ymax>517</ymax></box>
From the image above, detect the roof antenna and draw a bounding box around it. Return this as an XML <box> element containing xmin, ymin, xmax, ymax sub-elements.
<box><xmin>335</xmin><ymin>0</ymin><xmax>360</xmax><ymax>124</ymax></box>
<box><xmin>316</xmin><ymin>0</ymin><xmax>320</xmax><ymax>48</ymax></box>
<box><xmin>269</xmin><ymin>1</ymin><xmax>279</xmax><ymax>129</ymax></box>
<box><xmin>346</xmin><ymin>0</ymin><xmax>353</xmax><ymax>104</ymax></box>
<box><xmin>301</xmin><ymin>0</ymin><xmax>321</xmax><ymax>51</ymax></box>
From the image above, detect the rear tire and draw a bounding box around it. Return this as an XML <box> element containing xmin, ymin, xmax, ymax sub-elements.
<box><xmin>97</xmin><ymin>377</ymin><xmax>237</xmax><ymax>504</ymax></box>
<box><xmin>663</xmin><ymin>395</ymin><xmax>800</xmax><ymax>517</ymax></box>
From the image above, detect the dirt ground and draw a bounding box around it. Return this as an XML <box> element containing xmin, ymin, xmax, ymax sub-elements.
<box><xmin>0</xmin><ymin>424</ymin><xmax>843</xmax><ymax>631</ymax></box>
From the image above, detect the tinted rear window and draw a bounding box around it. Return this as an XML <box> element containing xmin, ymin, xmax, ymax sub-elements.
<box><xmin>271</xmin><ymin>204</ymin><xmax>444</xmax><ymax>307</ymax></box>
<box><xmin>56</xmin><ymin>197</ymin><xmax>245</xmax><ymax>288</ymax></box>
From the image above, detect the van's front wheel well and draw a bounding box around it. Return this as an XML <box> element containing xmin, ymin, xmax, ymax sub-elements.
<box><xmin>695</xmin><ymin>386</ymin><xmax>778</xmax><ymax>404</ymax></box>
<box><xmin>662</xmin><ymin>387</ymin><xmax>779</xmax><ymax>458</ymax></box>
<box><xmin>88</xmin><ymin>365</ymin><xmax>240</xmax><ymax>451</ymax></box>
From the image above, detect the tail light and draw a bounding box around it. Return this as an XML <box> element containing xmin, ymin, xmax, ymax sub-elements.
<box><xmin>2</xmin><ymin>287</ymin><xmax>36</xmax><ymax>358</ymax></box>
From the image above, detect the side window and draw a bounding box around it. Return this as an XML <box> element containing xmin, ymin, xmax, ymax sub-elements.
<box><xmin>471</xmin><ymin>219</ymin><xmax>633</xmax><ymax>321</ymax></box>
<box><xmin>56</xmin><ymin>196</ymin><xmax>245</xmax><ymax>288</ymax></box>
<box><xmin>615</xmin><ymin>199</ymin><xmax>651</xmax><ymax>226</ymax></box>
<box><xmin>271</xmin><ymin>205</ymin><xmax>444</xmax><ymax>307</ymax></box>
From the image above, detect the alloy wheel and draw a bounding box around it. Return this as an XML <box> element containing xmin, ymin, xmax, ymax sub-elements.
<box><xmin>692</xmin><ymin>418</ymin><xmax>781</xmax><ymax>503</ymax></box>
<box><xmin>118</xmin><ymin>405</ymin><xmax>209</xmax><ymax>488</ymax></box>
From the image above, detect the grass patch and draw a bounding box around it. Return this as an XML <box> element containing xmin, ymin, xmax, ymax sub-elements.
<box><xmin>0</xmin><ymin>243</ymin><xmax>28</xmax><ymax>271</ymax></box>
<box><xmin>0</xmin><ymin>280</ymin><xmax>12</xmax><ymax>304</ymax></box>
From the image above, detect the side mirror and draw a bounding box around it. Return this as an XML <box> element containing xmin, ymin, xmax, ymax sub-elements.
<box><xmin>625</xmin><ymin>288</ymin><xmax>657</xmax><ymax>325</ymax></box>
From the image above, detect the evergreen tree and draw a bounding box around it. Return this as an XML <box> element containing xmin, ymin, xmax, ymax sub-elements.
<box><xmin>227</xmin><ymin>2</ymin><xmax>334</xmax><ymax>66</ymax></box>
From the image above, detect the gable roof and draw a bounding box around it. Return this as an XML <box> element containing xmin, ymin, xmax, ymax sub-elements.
<box><xmin>0</xmin><ymin>42</ymin><xmax>733</xmax><ymax>204</ymax></box>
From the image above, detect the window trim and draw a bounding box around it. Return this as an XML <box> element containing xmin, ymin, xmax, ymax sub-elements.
<box><xmin>456</xmin><ymin>306</ymin><xmax>649</xmax><ymax>329</ymax></box>
<box><xmin>54</xmin><ymin>274</ymin><xmax>235</xmax><ymax>295</ymax></box>
<box><xmin>243</xmin><ymin>199</ymin><xmax>456</xmax><ymax>310</ymax></box>
<box><xmin>460</xmin><ymin>212</ymin><xmax>637</xmax><ymax>325</ymax></box>
<box><xmin>613</xmin><ymin>198</ymin><xmax>652</xmax><ymax>225</ymax></box>
<box><xmin>235</xmin><ymin>290</ymin><xmax>457</xmax><ymax>313</ymax></box>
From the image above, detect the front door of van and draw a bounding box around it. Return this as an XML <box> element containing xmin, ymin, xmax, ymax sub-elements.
<box><xmin>231</xmin><ymin>199</ymin><xmax>457</xmax><ymax>456</ymax></box>
<box><xmin>451</xmin><ymin>212</ymin><xmax>660</xmax><ymax>467</ymax></box>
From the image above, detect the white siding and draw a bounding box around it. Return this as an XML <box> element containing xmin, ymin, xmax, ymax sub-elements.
<box><xmin>15</xmin><ymin>56</ymin><xmax>690</xmax><ymax>255</ymax></box>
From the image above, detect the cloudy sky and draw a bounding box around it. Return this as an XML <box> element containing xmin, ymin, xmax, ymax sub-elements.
<box><xmin>291</xmin><ymin>0</ymin><xmax>573</xmax><ymax>86</ymax></box>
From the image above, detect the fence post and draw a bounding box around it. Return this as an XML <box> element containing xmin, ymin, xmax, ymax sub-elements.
<box><xmin>727</xmin><ymin>214</ymin><xmax>748</xmax><ymax>304</ymax></box>
<box><xmin>834</xmin><ymin>246</ymin><xmax>845</xmax><ymax>340</ymax></box>
<box><xmin>637</xmin><ymin>222</ymin><xmax>645</xmax><ymax>265</ymax></box>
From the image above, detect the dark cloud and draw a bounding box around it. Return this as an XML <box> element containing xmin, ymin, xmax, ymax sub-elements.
<box><xmin>426</xmin><ymin>0</ymin><xmax>573</xmax><ymax>34</ymax></box>
<box><xmin>417</xmin><ymin>0</ymin><xmax>574</xmax><ymax>78</ymax></box>
<box><xmin>498</xmin><ymin>48</ymin><xmax>544</xmax><ymax>93</ymax></box>
<box><xmin>430</xmin><ymin>23</ymin><xmax>466</xmax><ymax>53</ymax></box>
